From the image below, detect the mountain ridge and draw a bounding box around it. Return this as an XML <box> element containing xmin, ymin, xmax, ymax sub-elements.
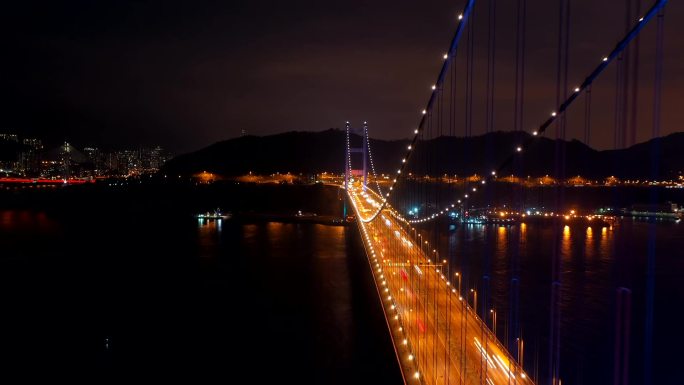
<box><xmin>162</xmin><ymin>129</ymin><xmax>684</xmax><ymax>179</ymax></box>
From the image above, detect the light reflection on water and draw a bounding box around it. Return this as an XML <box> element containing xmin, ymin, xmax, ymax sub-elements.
<box><xmin>0</xmin><ymin>210</ymin><xmax>56</xmax><ymax>230</ymax></box>
<box><xmin>194</xmin><ymin>220</ymin><xmax>382</xmax><ymax>374</ymax></box>
<box><xmin>1</xmin><ymin>211</ymin><xmax>401</xmax><ymax>384</ymax></box>
<box><xmin>197</xmin><ymin>218</ymin><xmax>222</xmax><ymax>257</ymax></box>
<box><xmin>2</xmin><ymin>206</ymin><xmax>680</xmax><ymax>384</ymax></box>
<box><xmin>585</xmin><ymin>227</ymin><xmax>593</xmax><ymax>256</ymax></box>
<box><xmin>0</xmin><ymin>210</ymin><xmax>61</xmax><ymax>256</ymax></box>
<box><xmin>439</xmin><ymin>219</ymin><xmax>681</xmax><ymax>385</ymax></box>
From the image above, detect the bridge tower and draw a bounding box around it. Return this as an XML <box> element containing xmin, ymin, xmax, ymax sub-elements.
<box><xmin>344</xmin><ymin>121</ymin><xmax>368</xmax><ymax>191</ymax></box>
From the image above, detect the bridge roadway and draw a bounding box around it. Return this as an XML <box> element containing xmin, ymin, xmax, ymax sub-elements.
<box><xmin>347</xmin><ymin>184</ymin><xmax>534</xmax><ymax>385</ymax></box>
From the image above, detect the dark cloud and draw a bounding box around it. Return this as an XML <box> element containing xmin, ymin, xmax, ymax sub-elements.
<box><xmin>0</xmin><ymin>0</ymin><xmax>681</xmax><ymax>152</ymax></box>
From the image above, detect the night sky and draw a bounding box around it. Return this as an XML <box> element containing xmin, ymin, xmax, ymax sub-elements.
<box><xmin>1</xmin><ymin>0</ymin><xmax>682</xmax><ymax>153</ymax></box>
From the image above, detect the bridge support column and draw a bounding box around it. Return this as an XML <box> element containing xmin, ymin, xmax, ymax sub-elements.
<box><xmin>362</xmin><ymin>121</ymin><xmax>368</xmax><ymax>191</ymax></box>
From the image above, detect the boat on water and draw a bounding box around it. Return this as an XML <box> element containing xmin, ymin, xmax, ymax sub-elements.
<box><xmin>196</xmin><ymin>209</ymin><xmax>232</xmax><ymax>219</ymax></box>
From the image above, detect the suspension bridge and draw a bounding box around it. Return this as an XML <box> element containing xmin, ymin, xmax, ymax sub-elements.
<box><xmin>341</xmin><ymin>1</ymin><xmax>671</xmax><ymax>384</ymax></box>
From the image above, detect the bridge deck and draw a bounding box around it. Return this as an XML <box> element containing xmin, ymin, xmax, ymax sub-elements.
<box><xmin>347</xmin><ymin>184</ymin><xmax>534</xmax><ymax>385</ymax></box>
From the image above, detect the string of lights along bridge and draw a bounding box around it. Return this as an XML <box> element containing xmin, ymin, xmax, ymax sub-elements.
<box><xmin>349</xmin><ymin>185</ymin><xmax>533</xmax><ymax>385</ymax></box>
<box><xmin>343</xmin><ymin>0</ymin><xmax>668</xmax><ymax>384</ymax></box>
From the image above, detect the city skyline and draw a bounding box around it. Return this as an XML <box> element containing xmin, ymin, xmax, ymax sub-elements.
<box><xmin>0</xmin><ymin>131</ymin><xmax>171</xmax><ymax>178</ymax></box>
